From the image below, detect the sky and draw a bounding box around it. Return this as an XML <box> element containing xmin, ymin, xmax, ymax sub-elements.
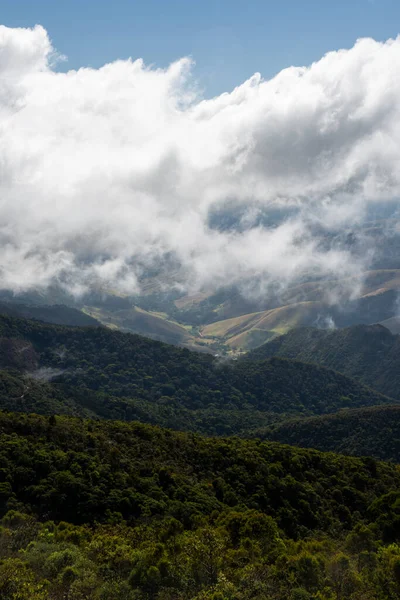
<box><xmin>2</xmin><ymin>0</ymin><xmax>400</xmax><ymax>96</ymax></box>
<box><xmin>0</xmin><ymin>3</ymin><xmax>400</xmax><ymax>299</ymax></box>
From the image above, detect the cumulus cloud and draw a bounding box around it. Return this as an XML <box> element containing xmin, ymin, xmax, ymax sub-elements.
<box><xmin>0</xmin><ymin>24</ymin><xmax>400</xmax><ymax>298</ymax></box>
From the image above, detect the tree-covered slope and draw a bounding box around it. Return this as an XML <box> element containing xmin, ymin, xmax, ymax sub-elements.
<box><xmin>256</xmin><ymin>405</ymin><xmax>400</xmax><ymax>463</ymax></box>
<box><xmin>249</xmin><ymin>323</ymin><xmax>400</xmax><ymax>400</ymax></box>
<box><xmin>0</xmin><ymin>411</ymin><xmax>398</xmax><ymax>537</ymax></box>
<box><xmin>0</xmin><ymin>301</ymin><xmax>100</xmax><ymax>327</ymax></box>
<box><xmin>0</xmin><ymin>314</ymin><xmax>392</xmax><ymax>435</ymax></box>
<box><xmin>3</xmin><ymin>412</ymin><xmax>400</xmax><ymax>599</ymax></box>
<box><xmin>0</xmin><ymin>370</ymin><xmax>92</xmax><ymax>418</ymax></box>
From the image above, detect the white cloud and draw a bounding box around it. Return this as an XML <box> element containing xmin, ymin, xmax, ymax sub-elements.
<box><xmin>0</xmin><ymin>25</ymin><xmax>399</xmax><ymax>298</ymax></box>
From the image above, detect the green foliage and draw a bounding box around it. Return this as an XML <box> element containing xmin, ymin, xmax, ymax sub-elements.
<box><xmin>249</xmin><ymin>323</ymin><xmax>400</xmax><ymax>401</ymax></box>
<box><xmin>0</xmin><ymin>411</ymin><xmax>399</xmax><ymax>538</ymax></box>
<box><xmin>0</xmin><ymin>513</ymin><xmax>399</xmax><ymax>599</ymax></box>
<box><xmin>0</xmin><ymin>315</ymin><xmax>399</xmax><ymax>597</ymax></box>
<box><xmin>0</xmin><ymin>407</ymin><xmax>396</xmax><ymax>597</ymax></box>
<box><xmin>0</xmin><ymin>314</ymin><xmax>391</xmax><ymax>436</ymax></box>
<box><xmin>257</xmin><ymin>405</ymin><xmax>400</xmax><ymax>462</ymax></box>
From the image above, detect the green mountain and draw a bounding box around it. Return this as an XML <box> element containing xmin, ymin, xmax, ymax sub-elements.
<box><xmin>1</xmin><ymin>309</ymin><xmax>400</xmax><ymax>598</ymax></box>
<box><xmin>2</xmin><ymin>411</ymin><xmax>395</xmax><ymax>534</ymax></box>
<box><xmin>249</xmin><ymin>323</ymin><xmax>400</xmax><ymax>400</ymax></box>
<box><xmin>1</xmin><ymin>411</ymin><xmax>400</xmax><ymax>599</ymax></box>
<box><xmin>0</xmin><ymin>301</ymin><xmax>100</xmax><ymax>327</ymax></box>
<box><xmin>256</xmin><ymin>405</ymin><xmax>400</xmax><ymax>462</ymax></box>
<box><xmin>0</xmin><ymin>370</ymin><xmax>92</xmax><ymax>418</ymax></box>
<box><xmin>7</xmin><ymin>267</ymin><xmax>400</xmax><ymax>353</ymax></box>
<box><xmin>0</xmin><ymin>314</ymin><xmax>392</xmax><ymax>435</ymax></box>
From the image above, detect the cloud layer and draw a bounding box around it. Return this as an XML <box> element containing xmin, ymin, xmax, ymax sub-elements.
<box><xmin>0</xmin><ymin>24</ymin><xmax>400</xmax><ymax>297</ymax></box>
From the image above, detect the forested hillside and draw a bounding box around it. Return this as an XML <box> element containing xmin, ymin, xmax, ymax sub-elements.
<box><xmin>256</xmin><ymin>405</ymin><xmax>400</xmax><ymax>462</ymax></box>
<box><xmin>0</xmin><ymin>315</ymin><xmax>392</xmax><ymax>435</ymax></box>
<box><xmin>0</xmin><ymin>301</ymin><xmax>100</xmax><ymax>327</ymax></box>
<box><xmin>2</xmin><ymin>411</ymin><xmax>400</xmax><ymax>598</ymax></box>
<box><xmin>0</xmin><ymin>319</ymin><xmax>400</xmax><ymax>598</ymax></box>
<box><xmin>249</xmin><ymin>323</ymin><xmax>400</xmax><ymax>400</ymax></box>
<box><xmin>0</xmin><ymin>370</ymin><xmax>91</xmax><ymax>418</ymax></box>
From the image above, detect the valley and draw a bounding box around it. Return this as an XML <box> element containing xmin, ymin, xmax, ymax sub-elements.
<box><xmin>80</xmin><ymin>268</ymin><xmax>400</xmax><ymax>353</ymax></box>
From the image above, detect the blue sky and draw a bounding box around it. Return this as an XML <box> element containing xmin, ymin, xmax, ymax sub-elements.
<box><xmin>2</xmin><ymin>0</ymin><xmax>400</xmax><ymax>95</ymax></box>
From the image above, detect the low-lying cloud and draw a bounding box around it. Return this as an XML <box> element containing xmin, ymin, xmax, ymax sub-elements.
<box><xmin>1</xmin><ymin>24</ymin><xmax>400</xmax><ymax>298</ymax></box>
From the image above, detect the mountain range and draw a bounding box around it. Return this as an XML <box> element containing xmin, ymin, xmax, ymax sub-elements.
<box><xmin>0</xmin><ymin>313</ymin><xmax>393</xmax><ymax>436</ymax></box>
<box><xmin>5</xmin><ymin>266</ymin><xmax>400</xmax><ymax>355</ymax></box>
<box><xmin>1</xmin><ymin>306</ymin><xmax>400</xmax><ymax>597</ymax></box>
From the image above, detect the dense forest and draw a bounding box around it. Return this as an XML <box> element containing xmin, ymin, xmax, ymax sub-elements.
<box><xmin>0</xmin><ymin>370</ymin><xmax>88</xmax><ymax>418</ymax></box>
<box><xmin>2</xmin><ymin>314</ymin><xmax>400</xmax><ymax>597</ymax></box>
<box><xmin>0</xmin><ymin>315</ymin><xmax>391</xmax><ymax>436</ymax></box>
<box><xmin>248</xmin><ymin>324</ymin><xmax>400</xmax><ymax>400</ymax></box>
<box><xmin>2</xmin><ymin>412</ymin><xmax>400</xmax><ymax>599</ymax></box>
<box><xmin>256</xmin><ymin>405</ymin><xmax>400</xmax><ymax>462</ymax></box>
